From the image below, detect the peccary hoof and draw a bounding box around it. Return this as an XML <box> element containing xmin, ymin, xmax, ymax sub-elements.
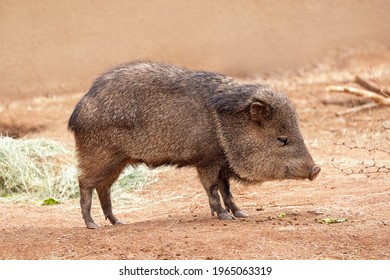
<box><xmin>233</xmin><ymin>210</ymin><xmax>249</xmax><ymax>218</ymax></box>
<box><xmin>114</xmin><ymin>220</ymin><xmax>124</xmax><ymax>225</ymax></box>
<box><xmin>218</xmin><ymin>212</ymin><xmax>236</xmax><ymax>220</ymax></box>
<box><xmin>86</xmin><ymin>222</ymin><xmax>99</xmax><ymax>229</ymax></box>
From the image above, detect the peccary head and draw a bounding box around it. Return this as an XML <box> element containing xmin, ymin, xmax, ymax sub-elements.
<box><xmin>212</xmin><ymin>84</ymin><xmax>320</xmax><ymax>183</ymax></box>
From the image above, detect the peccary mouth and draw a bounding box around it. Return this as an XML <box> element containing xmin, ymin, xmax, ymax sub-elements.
<box><xmin>284</xmin><ymin>164</ymin><xmax>321</xmax><ymax>181</ymax></box>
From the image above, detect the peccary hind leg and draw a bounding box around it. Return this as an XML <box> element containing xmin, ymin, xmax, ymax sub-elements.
<box><xmin>197</xmin><ymin>166</ymin><xmax>235</xmax><ymax>220</ymax></box>
<box><xmin>79</xmin><ymin>185</ymin><xmax>97</xmax><ymax>229</ymax></box>
<box><xmin>79</xmin><ymin>156</ymin><xmax>128</xmax><ymax>229</ymax></box>
<box><xmin>96</xmin><ymin>186</ymin><xmax>122</xmax><ymax>226</ymax></box>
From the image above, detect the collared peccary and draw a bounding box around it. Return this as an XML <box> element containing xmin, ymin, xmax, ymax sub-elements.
<box><xmin>68</xmin><ymin>61</ymin><xmax>321</xmax><ymax>229</ymax></box>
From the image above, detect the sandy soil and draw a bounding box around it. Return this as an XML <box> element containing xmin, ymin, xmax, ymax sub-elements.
<box><xmin>2</xmin><ymin>0</ymin><xmax>390</xmax><ymax>100</ymax></box>
<box><xmin>1</xmin><ymin>48</ymin><xmax>389</xmax><ymax>260</ymax></box>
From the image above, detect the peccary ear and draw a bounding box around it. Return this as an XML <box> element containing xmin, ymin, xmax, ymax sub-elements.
<box><xmin>250</xmin><ymin>100</ymin><xmax>274</xmax><ymax>123</ymax></box>
<box><xmin>211</xmin><ymin>84</ymin><xmax>259</xmax><ymax>114</ymax></box>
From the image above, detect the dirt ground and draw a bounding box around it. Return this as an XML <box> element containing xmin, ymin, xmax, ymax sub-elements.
<box><xmin>3</xmin><ymin>1</ymin><xmax>390</xmax><ymax>100</ymax></box>
<box><xmin>0</xmin><ymin>48</ymin><xmax>390</xmax><ymax>260</ymax></box>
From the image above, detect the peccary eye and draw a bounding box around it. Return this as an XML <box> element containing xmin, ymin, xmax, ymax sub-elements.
<box><xmin>277</xmin><ymin>136</ymin><xmax>289</xmax><ymax>146</ymax></box>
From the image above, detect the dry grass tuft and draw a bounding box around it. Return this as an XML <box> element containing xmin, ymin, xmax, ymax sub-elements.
<box><xmin>0</xmin><ymin>137</ymin><xmax>155</xmax><ymax>203</ymax></box>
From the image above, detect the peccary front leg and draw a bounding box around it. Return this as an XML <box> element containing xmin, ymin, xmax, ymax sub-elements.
<box><xmin>196</xmin><ymin>166</ymin><xmax>234</xmax><ymax>220</ymax></box>
<box><xmin>217</xmin><ymin>176</ymin><xmax>248</xmax><ymax>218</ymax></box>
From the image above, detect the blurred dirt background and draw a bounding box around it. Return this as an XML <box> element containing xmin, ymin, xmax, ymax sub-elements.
<box><xmin>2</xmin><ymin>0</ymin><xmax>390</xmax><ymax>100</ymax></box>
<box><xmin>0</xmin><ymin>0</ymin><xmax>389</xmax><ymax>259</ymax></box>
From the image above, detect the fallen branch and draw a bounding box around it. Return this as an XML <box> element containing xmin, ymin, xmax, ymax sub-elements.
<box><xmin>355</xmin><ymin>75</ymin><xmax>390</xmax><ymax>97</ymax></box>
<box><xmin>335</xmin><ymin>102</ymin><xmax>378</xmax><ymax>116</ymax></box>
<box><xmin>326</xmin><ymin>85</ymin><xmax>390</xmax><ymax>105</ymax></box>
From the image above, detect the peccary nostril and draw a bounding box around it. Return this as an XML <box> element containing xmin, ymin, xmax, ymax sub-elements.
<box><xmin>309</xmin><ymin>165</ymin><xmax>321</xmax><ymax>181</ymax></box>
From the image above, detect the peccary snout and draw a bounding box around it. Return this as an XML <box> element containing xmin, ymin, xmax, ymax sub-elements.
<box><xmin>309</xmin><ymin>165</ymin><xmax>321</xmax><ymax>181</ymax></box>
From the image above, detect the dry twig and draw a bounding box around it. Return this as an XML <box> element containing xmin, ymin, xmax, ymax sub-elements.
<box><xmin>335</xmin><ymin>102</ymin><xmax>378</xmax><ymax>116</ymax></box>
<box><xmin>355</xmin><ymin>75</ymin><xmax>390</xmax><ymax>97</ymax></box>
<box><xmin>326</xmin><ymin>85</ymin><xmax>390</xmax><ymax>105</ymax></box>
